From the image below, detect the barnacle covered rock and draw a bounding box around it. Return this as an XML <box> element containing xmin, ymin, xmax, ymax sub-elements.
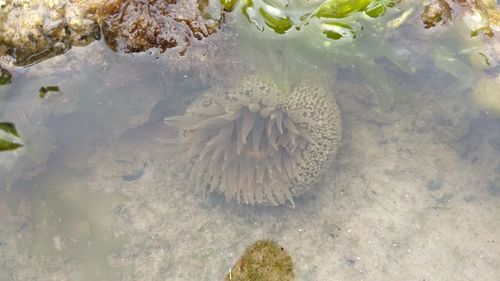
<box><xmin>165</xmin><ymin>76</ymin><xmax>341</xmax><ymax>206</ymax></box>
<box><xmin>224</xmin><ymin>240</ymin><xmax>295</xmax><ymax>281</ymax></box>
<box><xmin>98</xmin><ymin>0</ymin><xmax>223</xmax><ymax>55</ymax></box>
<box><xmin>421</xmin><ymin>0</ymin><xmax>500</xmax><ymax>36</ymax></box>
<box><xmin>421</xmin><ymin>0</ymin><xmax>453</xmax><ymax>28</ymax></box>
<box><xmin>0</xmin><ymin>0</ymin><xmax>101</xmax><ymax>65</ymax></box>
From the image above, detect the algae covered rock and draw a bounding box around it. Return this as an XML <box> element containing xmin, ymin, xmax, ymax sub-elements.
<box><xmin>98</xmin><ymin>0</ymin><xmax>223</xmax><ymax>55</ymax></box>
<box><xmin>421</xmin><ymin>0</ymin><xmax>500</xmax><ymax>36</ymax></box>
<box><xmin>461</xmin><ymin>0</ymin><xmax>500</xmax><ymax>36</ymax></box>
<box><xmin>0</xmin><ymin>0</ymin><xmax>101</xmax><ymax>65</ymax></box>
<box><xmin>0</xmin><ymin>0</ymin><xmax>223</xmax><ymax>64</ymax></box>
<box><xmin>421</xmin><ymin>0</ymin><xmax>452</xmax><ymax>28</ymax></box>
<box><xmin>225</xmin><ymin>240</ymin><xmax>295</xmax><ymax>281</ymax></box>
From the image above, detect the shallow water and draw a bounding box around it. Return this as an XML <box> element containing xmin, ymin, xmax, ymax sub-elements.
<box><xmin>1</xmin><ymin>2</ymin><xmax>500</xmax><ymax>281</ymax></box>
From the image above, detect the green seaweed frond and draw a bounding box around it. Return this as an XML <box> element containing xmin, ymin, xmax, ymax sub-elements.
<box><xmin>0</xmin><ymin>122</ymin><xmax>23</xmax><ymax>152</ymax></box>
<box><xmin>223</xmin><ymin>0</ymin><xmax>401</xmax><ymax>42</ymax></box>
<box><xmin>0</xmin><ymin>66</ymin><xmax>12</xmax><ymax>85</ymax></box>
<box><xmin>39</xmin><ymin>86</ymin><xmax>61</xmax><ymax>98</ymax></box>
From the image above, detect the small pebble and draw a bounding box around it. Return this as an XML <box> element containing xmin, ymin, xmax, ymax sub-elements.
<box><xmin>463</xmin><ymin>195</ymin><xmax>475</xmax><ymax>203</ymax></box>
<box><xmin>427</xmin><ymin>178</ymin><xmax>443</xmax><ymax>191</ymax></box>
<box><xmin>494</xmin><ymin>164</ymin><xmax>500</xmax><ymax>175</ymax></box>
<box><xmin>346</xmin><ymin>258</ymin><xmax>356</xmax><ymax>266</ymax></box>
<box><xmin>488</xmin><ymin>177</ymin><xmax>500</xmax><ymax>196</ymax></box>
<box><xmin>489</xmin><ymin>137</ymin><xmax>500</xmax><ymax>153</ymax></box>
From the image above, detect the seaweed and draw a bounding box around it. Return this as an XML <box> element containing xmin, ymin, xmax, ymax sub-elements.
<box><xmin>39</xmin><ymin>86</ymin><xmax>61</xmax><ymax>98</ymax></box>
<box><xmin>0</xmin><ymin>122</ymin><xmax>21</xmax><ymax>137</ymax></box>
<box><xmin>226</xmin><ymin>0</ymin><xmax>401</xmax><ymax>41</ymax></box>
<box><xmin>0</xmin><ymin>66</ymin><xmax>12</xmax><ymax>85</ymax></box>
<box><xmin>0</xmin><ymin>122</ymin><xmax>23</xmax><ymax>152</ymax></box>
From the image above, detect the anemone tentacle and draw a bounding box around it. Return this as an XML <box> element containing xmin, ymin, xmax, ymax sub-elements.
<box><xmin>165</xmin><ymin>77</ymin><xmax>342</xmax><ymax>206</ymax></box>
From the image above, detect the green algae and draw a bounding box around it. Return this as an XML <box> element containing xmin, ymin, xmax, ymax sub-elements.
<box><xmin>0</xmin><ymin>122</ymin><xmax>20</xmax><ymax>137</ymax></box>
<box><xmin>0</xmin><ymin>66</ymin><xmax>12</xmax><ymax>85</ymax></box>
<box><xmin>0</xmin><ymin>138</ymin><xmax>22</xmax><ymax>151</ymax></box>
<box><xmin>221</xmin><ymin>0</ymin><xmax>239</xmax><ymax>11</ymax></box>
<box><xmin>226</xmin><ymin>0</ymin><xmax>400</xmax><ymax>41</ymax></box>
<box><xmin>258</xmin><ymin>5</ymin><xmax>294</xmax><ymax>34</ymax></box>
<box><xmin>314</xmin><ymin>0</ymin><xmax>372</xmax><ymax>18</ymax></box>
<box><xmin>230</xmin><ymin>0</ymin><xmax>418</xmax><ymax>111</ymax></box>
<box><xmin>39</xmin><ymin>86</ymin><xmax>61</xmax><ymax>98</ymax></box>
<box><xmin>0</xmin><ymin>122</ymin><xmax>23</xmax><ymax>152</ymax></box>
<box><xmin>225</xmin><ymin>240</ymin><xmax>294</xmax><ymax>281</ymax></box>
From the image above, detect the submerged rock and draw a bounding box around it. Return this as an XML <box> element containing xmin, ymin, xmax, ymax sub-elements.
<box><xmin>461</xmin><ymin>0</ymin><xmax>500</xmax><ymax>36</ymax></box>
<box><xmin>421</xmin><ymin>0</ymin><xmax>452</xmax><ymax>28</ymax></box>
<box><xmin>0</xmin><ymin>0</ymin><xmax>101</xmax><ymax>65</ymax></box>
<box><xmin>421</xmin><ymin>0</ymin><xmax>500</xmax><ymax>36</ymax></box>
<box><xmin>0</xmin><ymin>0</ymin><xmax>223</xmax><ymax>64</ymax></box>
<box><xmin>98</xmin><ymin>0</ymin><xmax>223</xmax><ymax>55</ymax></box>
<box><xmin>225</xmin><ymin>240</ymin><xmax>295</xmax><ymax>281</ymax></box>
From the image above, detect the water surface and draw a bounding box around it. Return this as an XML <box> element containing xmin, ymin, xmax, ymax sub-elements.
<box><xmin>1</xmin><ymin>3</ymin><xmax>500</xmax><ymax>281</ymax></box>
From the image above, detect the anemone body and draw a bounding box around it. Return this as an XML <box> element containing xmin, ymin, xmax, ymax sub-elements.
<box><xmin>165</xmin><ymin>77</ymin><xmax>341</xmax><ymax>206</ymax></box>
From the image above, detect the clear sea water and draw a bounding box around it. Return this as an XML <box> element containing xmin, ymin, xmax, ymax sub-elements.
<box><xmin>1</xmin><ymin>2</ymin><xmax>499</xmax><ymax>280</ymax></box>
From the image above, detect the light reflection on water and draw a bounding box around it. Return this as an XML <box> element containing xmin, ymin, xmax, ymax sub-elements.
<box><xmin>1</xmin><ymin>8</ymin><xmax>500</xmax><ymax>281</ymax></box>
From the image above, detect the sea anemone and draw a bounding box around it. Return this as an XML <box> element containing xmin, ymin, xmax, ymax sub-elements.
<box><xmin>164</xmin><ymin>77</ymin><xmax>341</xmax><ymax>206</ymax></box>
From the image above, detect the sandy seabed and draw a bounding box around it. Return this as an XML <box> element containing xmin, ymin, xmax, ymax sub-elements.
<box><xmin>1</xmin><ymin>43</ymin><xmax>500</xmax><ymax>281</ymax></box>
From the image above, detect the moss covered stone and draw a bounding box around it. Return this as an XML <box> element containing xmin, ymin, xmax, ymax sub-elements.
<box><xmin>225</xmin><ymin>240</ymin><xmax>295</xmax><ymax>281</ymax></box>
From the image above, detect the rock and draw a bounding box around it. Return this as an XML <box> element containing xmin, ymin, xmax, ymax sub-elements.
<box><xmin>0</xmin><ymin>0</ymin><xmax>101</xmax><ymax>65</ymax></box>
<box><xmin>420</xmin><ymin>0</ymin><xmax>500</xmax><ymax>37</ymax></box>
<box><xmin>97</xmin><ymin>0</ymin><xmax>222</xmax><ymax>55</ymax></box>
<box><xmin>421</xmin><ymin>0</ymin><xmax>452</xmax><ymax>29</ymax></box>
<box><xmin>225</xmin><ymin>240</ymin><xmax>295</xmax><ymax>281</ymax></box>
